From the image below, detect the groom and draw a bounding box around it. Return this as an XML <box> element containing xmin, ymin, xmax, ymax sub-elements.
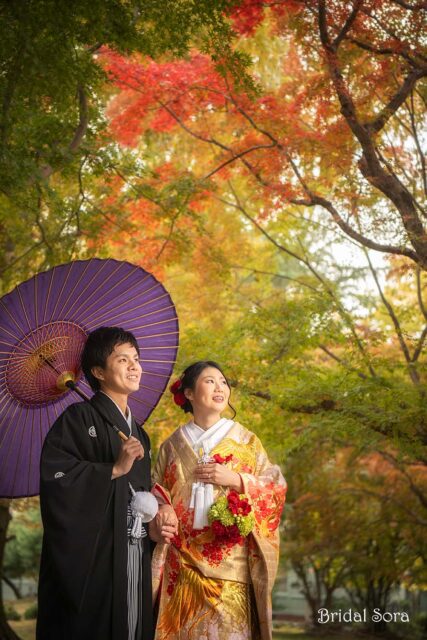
<box><xmin>37</xmin><ymin>326</ymin><xmax>177</xmax><ymax>640</ymax></box>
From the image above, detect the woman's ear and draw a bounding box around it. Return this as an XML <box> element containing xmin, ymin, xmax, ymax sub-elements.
<box><xmin>184</xmin><ymin>388</ymin><xmax>193</xmax><ymax>401</ymax></box>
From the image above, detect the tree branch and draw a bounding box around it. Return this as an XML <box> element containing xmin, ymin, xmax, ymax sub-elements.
<box><xmin>310</xmin><ymin>195</ymin><xmax>419</xmax><ymax>261</ymax></box>
<box><xmin>363</xmin><ymin>248</ymin><xmax>421</xmax><ymax>385</ymax></box>
<box><xmin>367</xmin><ymin>68</ymin><xmax>427</xmax><ymax>134</ymax></box>
<box><xmin>390</xmin><ymin>0</ymin><xmax>427</xmax><ymax>10</ymax></box>
<box><xmin>319</xmin><ymin>344</ymin><xmax>368</xmax><ymax>379</ymax></box>
<box><xmin>374</xmin><ymin>448</ymin><xmax>427</xmax><ymax>510</ymax></box>
<box><xmin>334</xmin><ymin>0</ymin><xmax>364</xmax><ymax>48</ymax></box>
<box><xmin>318</xmin><ymin>3</ymin><xmax>427</xmax><ymax>266</ymax></box>
<box><xmin>0</xmin><ymin>241</ymin><xmax>44</xmax><ymax>275</ymax></box>
<box><xmin>408</xmin><ymin>92</ymin><xmax>427</xmax><ymax>198</ymax></box>
<box><xmin>220</xmin><ymin>84</ymin><xmax>424</xmax><ymax>265</ymax></box>
<box><xmin>229</xmin><ymin>264</ymin><xmax>320</xmax><ymax>293</ymax></box>
<box><xmin>157</xmin><ymin>98</ymin><xmax>270</xmax><ymax>185</ymax></box>
<box><xmin>416</xmin><ymin>266</ymin><xmax>427</xmax><ymax>320</ymax></box>
<box><xmin>221</xmin><ymin>184</ymin><xmax>377</xmax><ymax>376</ymax></box>
<box><xmin>343</xmin><ymin>486</ymin><xmax>427</xmax><ymax>527</ymax></box>
<box><xmin>1</xmin><ymin>576</ymin><xmax>22</xmax><ymax>600</ymax></box>
<box><xmin>40</xmin><ymin>85</ymin><xmax>89</xmax><ymax>180</ymax></box>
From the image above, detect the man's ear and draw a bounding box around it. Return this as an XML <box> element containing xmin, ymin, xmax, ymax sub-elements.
<box><xmin>91</xmin><ymin>366</ymin><xmax>105</xmax><ymax>382</ymax></box>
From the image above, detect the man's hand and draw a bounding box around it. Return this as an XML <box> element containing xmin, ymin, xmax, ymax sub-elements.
<box><xmin>194</xmin><ymin>462</ymin><xmax>243</xmax><ymax>492</ymax></box>
<box><xmin>148</xmin><ymin>504</ymin><xmax>178</xmax><ymax>544</ymax></box>
<box><xmin>111</xmin><ymin>436</ymin><xmax>144</xmax><ymax>479</ymax></box>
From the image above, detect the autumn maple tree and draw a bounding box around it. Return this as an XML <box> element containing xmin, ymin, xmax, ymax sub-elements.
<box><xmin>95</xmin><ymin>5</ymin><xmax>427</xmax><ymax>622</ymax></box>
<box><xmin>98</xmin><ymin>0</ymin><xmax>427</xmax><ymax>405</ymax></box>
<box><xmin>101</xmin><ymin>0</ymin><xmax>426</xmax><ymax>264</ymax></box>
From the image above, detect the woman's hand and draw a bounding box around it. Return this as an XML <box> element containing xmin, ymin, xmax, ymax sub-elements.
<box><xmin>148</xmin><ymin>504</ymin><xmax>178</xmax><ymax>544</ymax></box>
<box><xmin>194</xmin><ymin>463</ymin><xmax>243</xmax><ymax>492</ymax></box>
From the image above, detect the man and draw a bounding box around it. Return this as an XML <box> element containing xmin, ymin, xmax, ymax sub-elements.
<box><xmin>37</xmin><ymin>326</ymin><xmax>177</xmax><ymax>640</ymax></box>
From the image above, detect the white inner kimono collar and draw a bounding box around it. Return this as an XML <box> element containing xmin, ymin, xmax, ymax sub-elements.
<box><xmin>183</xmin><ymin>417</ymin><xmax>234</xmax><ymax>457</ymax></box>
<box><xmin>100</xmin><ymin>390</ymin><xmax>132</xmax><ymax>436</ymax></box>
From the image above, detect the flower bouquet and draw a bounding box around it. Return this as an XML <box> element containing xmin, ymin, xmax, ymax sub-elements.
<box><xmin>208</xmin><ymin>489</ymin><xmax>255</xmax><ymax>546</ymax></box>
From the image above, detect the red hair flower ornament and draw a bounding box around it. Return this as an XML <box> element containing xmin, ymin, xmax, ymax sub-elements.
<box><xmin>170</xmin><ymin>379</ymin><xmax>186</xmax><ymax>407</ymax></box>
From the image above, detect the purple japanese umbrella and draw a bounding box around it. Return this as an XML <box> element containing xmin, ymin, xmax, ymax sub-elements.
<box><xmin>0</xmin><ymin>258</ymin><xmax>179</xmax><ymax>498</ymax></box>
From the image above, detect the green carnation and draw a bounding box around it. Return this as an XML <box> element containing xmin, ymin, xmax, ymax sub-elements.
<box><xmin>208</xmin><ymin>497</ymin><xmax>228</xmax><ymax>523</ymax></box>
<box><xmin>237</xmin><ymin>512</ymin><xmax>255</xmax><ymax>536</ymax></box>
<box><xmin>208</xmin><ymin>497</ymin><xmax>235</xmax><ymax>526</ymax></box>
<box><xmin>219</xmin><ymin>509</ymin><xmax>235</xmax><ymax>527</ymax></box>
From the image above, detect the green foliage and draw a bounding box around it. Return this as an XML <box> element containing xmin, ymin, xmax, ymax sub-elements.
<box><xmin>4</xmin><ymin>604</ymin><xmax>20</xmax><ymax>621</ymax></box>
<box><xmin>0</xmin><ymin>0</ymin><xmax>249</xmax><ymax>291</ymax></box>
<box><xmin>4</xmin><ymin>507</ymin><xmax>42</xmax><ymax>581</ymax></box>
<box><xmin>23</xmin><ymin>602</ymin><xmax>38</xmax><ymax>620</ymax></box>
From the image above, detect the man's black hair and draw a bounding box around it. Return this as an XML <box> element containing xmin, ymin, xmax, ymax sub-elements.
<box><xmin>81</xmin><ymin>326</ymin><xmax>140</xmax><ymax>392</ymax></box>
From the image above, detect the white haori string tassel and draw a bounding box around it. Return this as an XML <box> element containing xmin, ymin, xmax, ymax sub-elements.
<box><xmin>190</xmin><ymin>447</ymin><xmax>215</xmax><ymax>529</ymax></box>
<box><xmin>190</xmin><ymin>481</ymin><xmax>214</xmax><ymax>529</ymax></box>
<box><xmin>129</xmin><ymin>483</ymin><xmax>159</xmax><ymax>539</ymax></box>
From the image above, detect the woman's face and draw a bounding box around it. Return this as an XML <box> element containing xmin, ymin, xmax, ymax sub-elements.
<box><xmin>185</xmin><ymin>366</ymin><xmax>230</xmax><ymax>415</ymax></box>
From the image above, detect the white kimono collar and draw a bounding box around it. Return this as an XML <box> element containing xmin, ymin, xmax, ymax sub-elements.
<box><xmin>99</xmin><ymin>391</ymin><xmax>132</xmax><ymax>436</ymax></box>
<box><xmin>183</xmin><ymin>417</ymin><xmax>234</xmax><ymax>457</ymax></box>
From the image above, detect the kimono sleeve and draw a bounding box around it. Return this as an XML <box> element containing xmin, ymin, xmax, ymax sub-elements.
<box><xmin>151</xmin><ymin>440</ymin><xmax>176</xmax><ymax>602</ymax></box>
<box><xmin>39</xmin><ymin>404</ymin><xmax>115</xmax><ymax>609</ymax></box>
<box><xmin>238</xmin><ymin>434</ymin><xmax>286</xmax><ymax>640</ymax></box>
<box><xmin>238</xmin><ymin>434</ymin><xmax>286</xmax><ymax>580</ymax></box>
<box><xmin>40</xmin><ymin>404</ymin><xmax>114</xmax><ymax>518</ymax></box>
<box><xmin>151</xmin><ymin>440</ymin><xmax>175</xmax><ymax>503</ymax></box>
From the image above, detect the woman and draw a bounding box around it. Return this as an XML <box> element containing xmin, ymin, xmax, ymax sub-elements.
<box><xmin>152</xmin><ymin>361</ymin><xmax>286</xmax><ymax>640</ymax></box>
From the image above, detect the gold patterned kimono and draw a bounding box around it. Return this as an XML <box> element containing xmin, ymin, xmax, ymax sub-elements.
<box><xmin>152</xmin><ymin>421</ymin><xmax>286</xmax><ymax>640</ymax></box>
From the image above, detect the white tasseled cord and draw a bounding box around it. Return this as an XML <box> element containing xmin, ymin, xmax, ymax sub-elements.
<box><xmin>129</xmin><ymin>483</ymin><xmax>159</xmax><ymax>540</ymax></box>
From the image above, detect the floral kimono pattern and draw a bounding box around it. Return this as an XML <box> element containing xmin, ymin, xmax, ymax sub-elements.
<box><xmin>152</xmin><ymin>422</ymin><xmax>286</xmax><ymax>640</ymax></box>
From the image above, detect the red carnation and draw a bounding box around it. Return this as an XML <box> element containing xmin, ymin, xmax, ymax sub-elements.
<box><xmin>212</xmin><ymin>520</ymin><xmax>227</xmax><ymax>539</ymax></box>
<box><xmin>227</xmin><ymin>491</ymin><xmax>240</xmax><ymax>515</ymax></box>
<box><xmin>238</xmin><ymin>499</ymin><xmax>251</xmax><ymax>516</ymax></box>
<box><xmin>226</xmin><ymin>524</ymin><xmax>243</xmax><ymax>545</ymax></box>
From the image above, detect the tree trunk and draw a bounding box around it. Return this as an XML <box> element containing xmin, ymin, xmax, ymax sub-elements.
<box><xmin>1</xmin><ymin>578</ymin><xmax>21</xmax><ymax>601</ymax></box>
<box><xmin>0</xmin><ymin>500</ymin><xmax>20</xmax><ymax>640</ymax></box>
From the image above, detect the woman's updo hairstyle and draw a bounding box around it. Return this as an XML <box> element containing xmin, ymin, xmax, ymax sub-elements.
<box><xmin>170</xmin><ymin>360</ymin><xmax>236</xmax><ymax>418</ymax></box>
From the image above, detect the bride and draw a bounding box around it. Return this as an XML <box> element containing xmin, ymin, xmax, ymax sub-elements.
<box><xmin>152</xmin><ymin>360</ymin><xmax>286</xmax><ymax>640</ymax></box>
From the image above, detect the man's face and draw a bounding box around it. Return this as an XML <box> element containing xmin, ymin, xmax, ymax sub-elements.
<box><xmin>92</xmin><ymin>342</ymin><xmax>142</xmax><ymax>397</ymax></box>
